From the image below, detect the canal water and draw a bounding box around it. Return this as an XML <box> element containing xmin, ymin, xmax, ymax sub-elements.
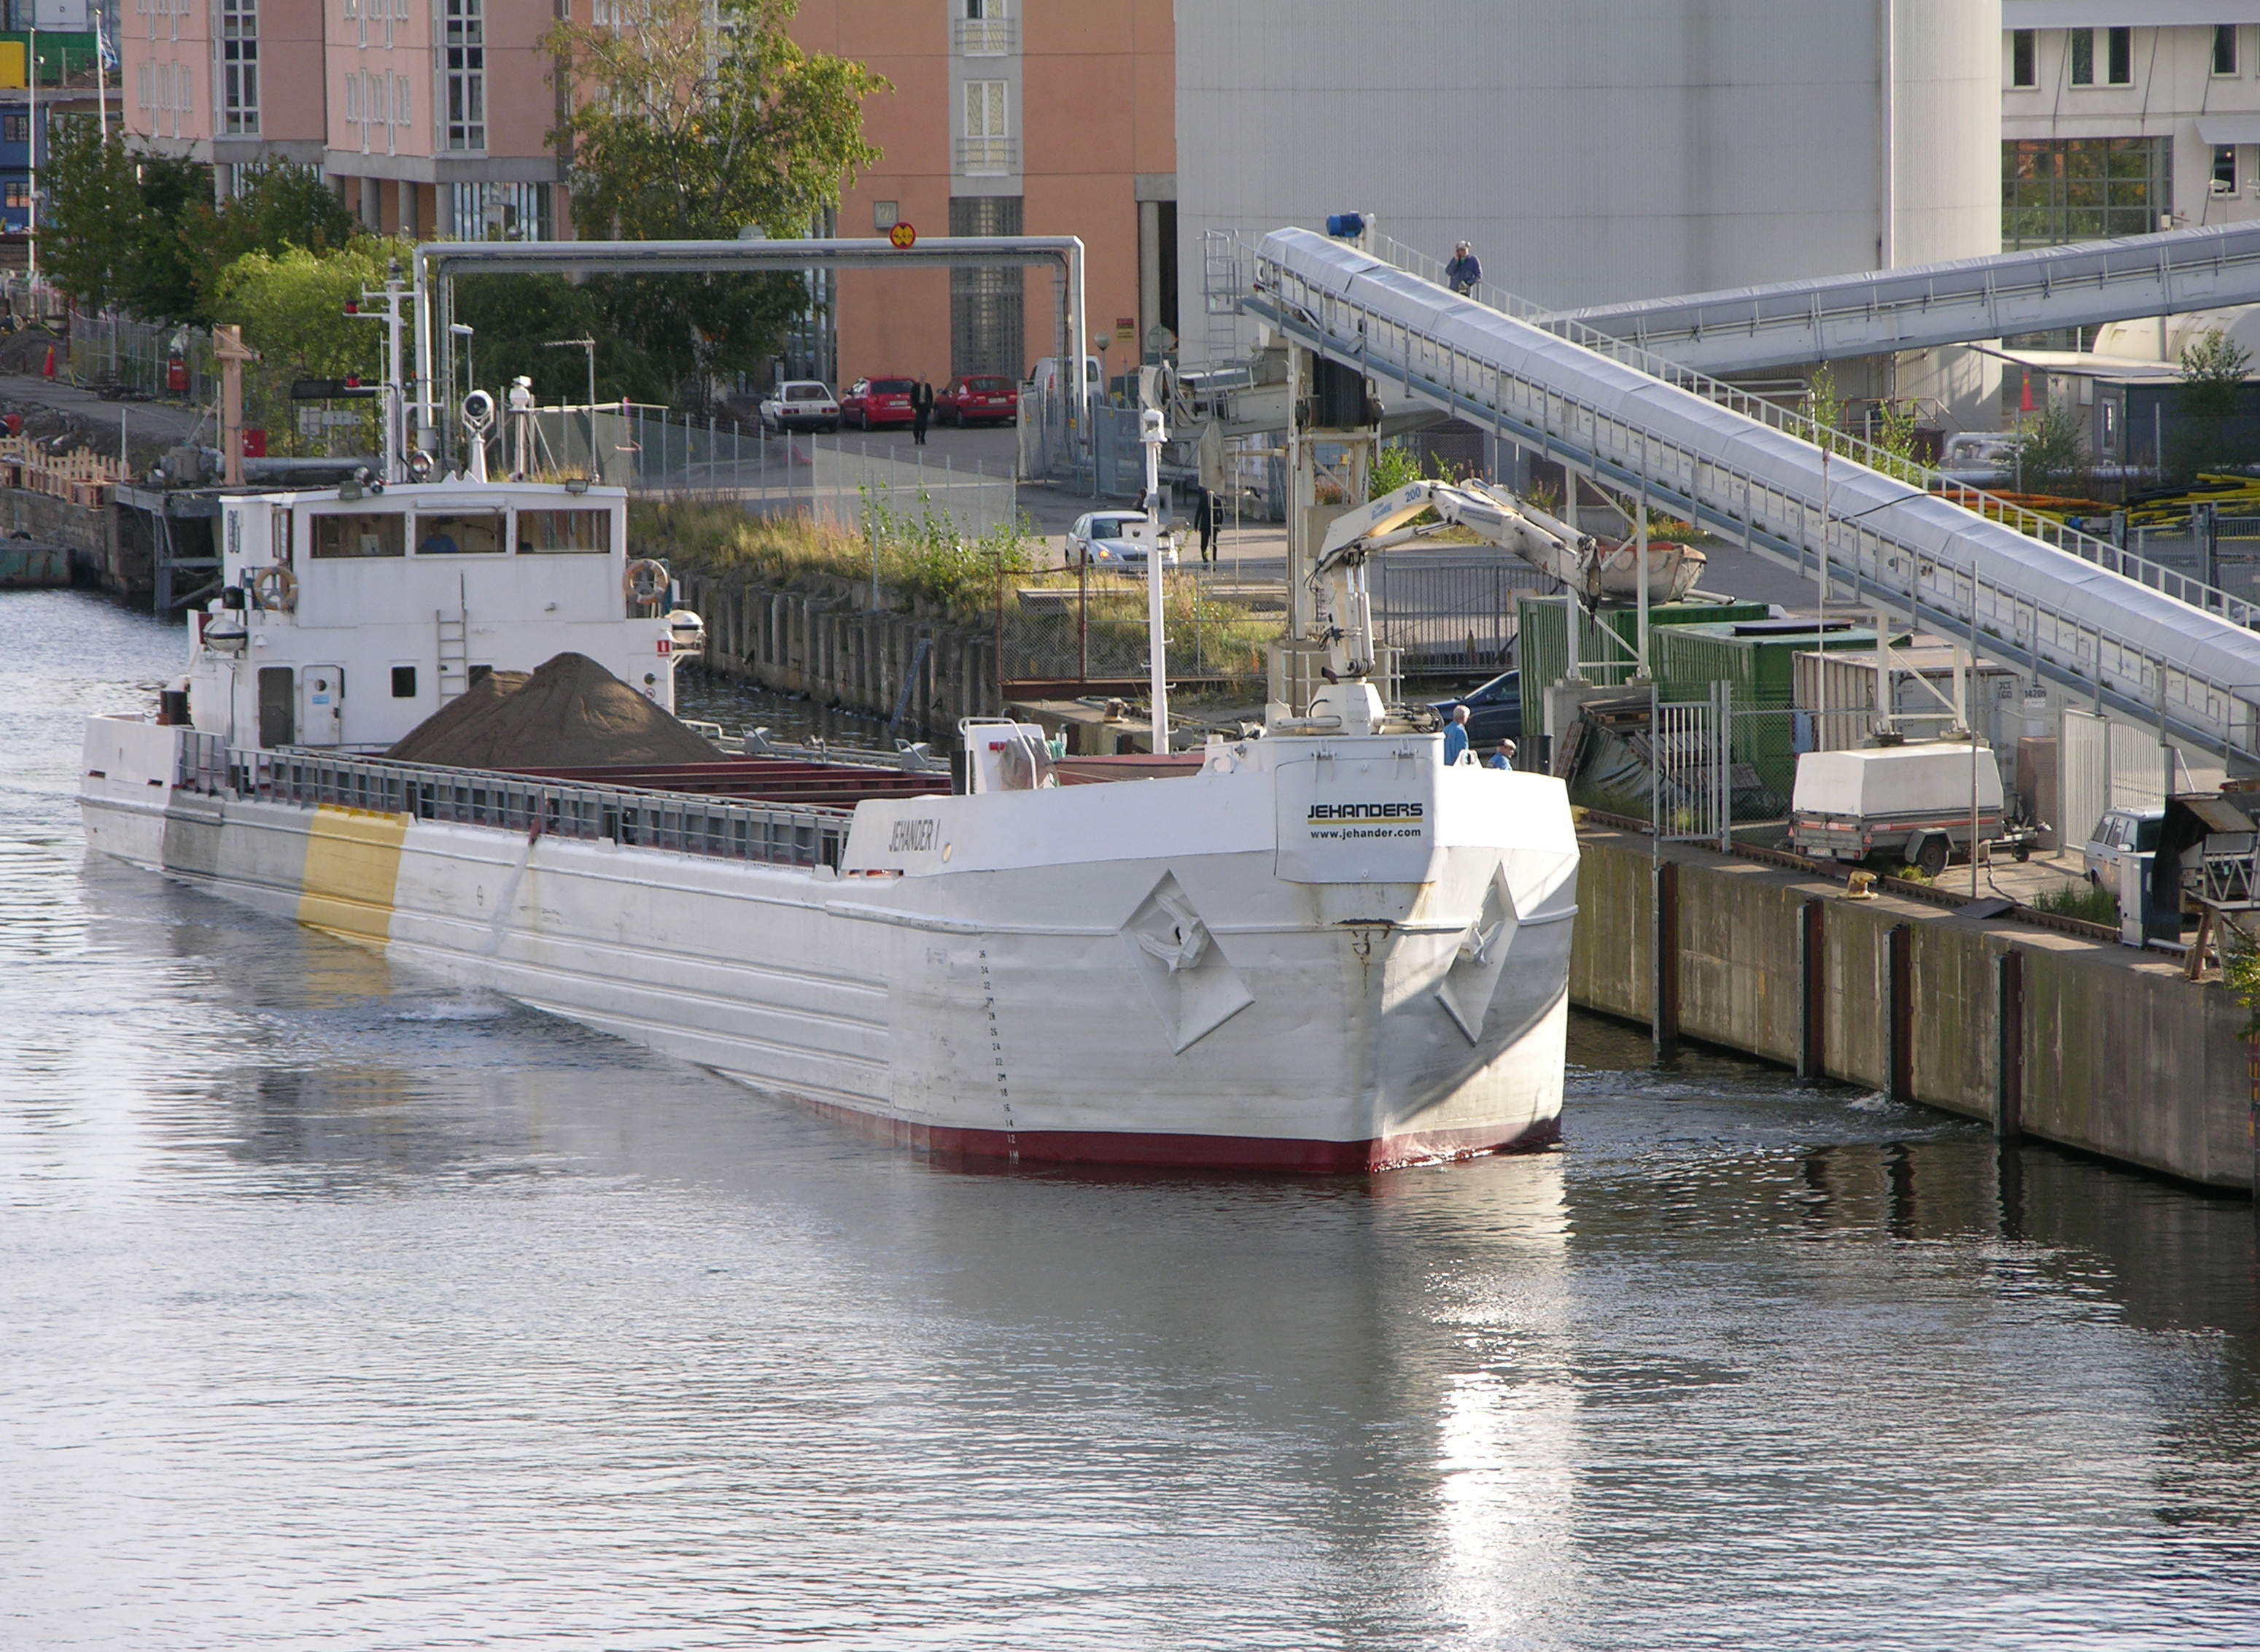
<box><xmin>5</xmin><ymin>591</ymin><xmax>2259</xmax><ymax>1650</ymax></box>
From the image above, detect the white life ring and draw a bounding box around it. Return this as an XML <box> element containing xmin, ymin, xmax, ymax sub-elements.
<box><xmin>624</xmin><ymin>557</ymin><xmax>670</xmax><ymax>613</ymax></box>
<box><xmin>249</xmin><ymin>563</ymin><xmax>297</xmax><ymax>613</ymax></box>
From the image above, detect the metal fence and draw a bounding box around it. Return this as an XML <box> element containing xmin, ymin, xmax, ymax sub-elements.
<box><xmin>527</xmin><ymin>408</ymin><xmax>1018</xmax><ymax>537</ymax></box>
<box><xmin>240</xmin><ymin>747</ymin><xmax>852</xmax><ymax>869</ymax></box>
<box><xmin>69</xmin><ymin>314</ymin><xmax>219</xmax><ymax>405</ymax></box>
<box><xmin>1370</xmin><ymin>555</ymin><xmax>1560</xmax><ymax>677</ymax></box>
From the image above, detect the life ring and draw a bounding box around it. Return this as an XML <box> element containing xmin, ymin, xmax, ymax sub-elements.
<box><xmin>249</xmin><ymin>563</ymin><xmax>297</xmax><ymax>613</ymax></box>
<box><xmin>624</xmin><ymin>557</ymin><xmax>670</xmax><ymax>612</ymax></box>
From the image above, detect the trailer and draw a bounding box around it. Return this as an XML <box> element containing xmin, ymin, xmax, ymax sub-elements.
<box><xmin>1787</xmin><ymin>742</ymin><xmax>2030</xmax><ymax>877</ymax></box>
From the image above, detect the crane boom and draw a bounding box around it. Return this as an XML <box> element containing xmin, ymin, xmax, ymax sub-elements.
<box><xmin>1303</xmin><ymin>479</ymin><xmax>1705</xmax><ymax>734</ymax></box>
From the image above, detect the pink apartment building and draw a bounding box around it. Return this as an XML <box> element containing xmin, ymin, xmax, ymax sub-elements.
<box><xmin>123</xmin><ymin>0</ymin><xmax>565</xmax><ymax>242</ymax></box>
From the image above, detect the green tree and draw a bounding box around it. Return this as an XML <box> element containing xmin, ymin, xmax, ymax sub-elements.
<box><xmin>210</xmin><ymin>239</ymin><xmax>416</xmax><ymax>455</ymax></box>
<box><xmin>544</xmin><ymin>0</ymin><xmax>888</xmax><ymax>403</ymax></box>
<box><xmin>206</xmin><ymin>161</ymin><xmax>360</xmax><ymax>279</ymax></box>
<box><xmin>2014</xmin><ymin>403</ymin><xmax>2084</xmax><ymax>495</ymax></box>
<box><xmin>41</xmin><ymin>123</ymin><xmax>139</xmax><ymax>311</ymax></box>
<box><xmin>451</xmin><ymin>274</ymin><xmax>675</xmax><ymax>408</ymax></box>
<box><xmin>122</xmin><ymin>153</ymin><xmax>222</xmax><ymax>324</ymax></box>
<box><xmin>2175</xmin><ymin>327</ymin><xmax>2253</xmax><ymax>478</ymax></box>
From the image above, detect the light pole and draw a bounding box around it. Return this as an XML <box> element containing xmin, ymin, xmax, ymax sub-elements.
<box><xmin>544</xmin><ymin>336</ymin><xmax>595</xmax><ymax>475</ymax></box>
<box><xmin>449</xmin><ymin>321</ymin><xmax>474</xmax><ymax>406</ymax></box>
<box><xmin>26</xmin><ymin>26</ymin><xmax>37</xmax><ymax>283</ymax></box>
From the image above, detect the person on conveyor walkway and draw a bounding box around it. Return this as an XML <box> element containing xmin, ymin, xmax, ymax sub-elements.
<box><xmin>1444</xmin><ymin>704</ymin><xmax>1472</xmax><ymax>764</ymax></box>
<box><xmin>1445</xmin><ymin>241</ymin><xmax>1482</xmax><ymax>295</ymax></box>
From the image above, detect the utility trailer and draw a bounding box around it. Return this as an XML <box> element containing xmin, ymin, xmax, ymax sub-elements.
<box><xmin>1787</xmin><ymin>743</ymin><xmax>2034</xmax><ymax>877</ymax></box>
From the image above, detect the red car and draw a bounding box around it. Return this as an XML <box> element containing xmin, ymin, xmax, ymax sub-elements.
<box><xmin>840</xmin><ymin>376</ymin><xmax>918</xmax><ymax>430</ymax></box>
<box><xmin>938</xmin><ymin>373</ymin><xmax>1020</xmax><ymax>427</ymax></box>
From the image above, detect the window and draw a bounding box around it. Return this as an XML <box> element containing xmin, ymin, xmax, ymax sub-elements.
<box><xmin>2216</xmin><ymin>144</ymin><xmax>2236</xmax><ymax>195</ymax></box>
<box><xmin>445</xmin><ymin>0</ymin><xmax>485</xmax><ymax>151</ymax></box>
<box><xmin>311</xmin><ymin>513</ymin><xmax>405</xmax><ymax>558</ymax></box>
<box><xmin>958</xmin><ymin>79</ymin><xmax>1010</xmax><ymax>174</ymax></box>
<box><xmin>950</xmin><ymin>194</ymin><xmax>1024</xmax><ymax>377</ymax></box>
<box><xmin>2217</xmin><ymin>23</ymin><xmax>2239</xmax><ymax>76</ymax></box>
<box><xmin>2070</xmin><ymin>27</ymin><xmax>2094</xmax><ymax>85</ymax></box>
<box><xmin>413</xmin><ymin>511</ymin><xmax>504</xmax><ymax>556</ymax></box>
<box><xmin>2003</xmin><ymin>136</ymin><xmax>2173</xmax><ymax>247</ymax></box>
<box><xmin>956</xmin><ymin>0</ymin><xmax>1010</xmax><ymax>54</ymax></box>
<box><xmin>448</xmin><ymin>181</ymin><xmax>554</xmax><ymax>241</ymax></box>
<box><xmin>517</xmin><ymin>509</ymin><xmax>612</xmax><ymax>553</ymax></box>
<box><xmin>2</xmin><ymin>115</ymin><xmax>26</xmax><ymax>144</ymax></box>
<box><xmin>2107</xmin><ymin>26</ymin><xmax>2132</xmax><ymax>84</ymax></box>
<box><xmin>2011</xmin><ymin>28</ymin><xmax>2035</xmax><ymax>88</ymax></box>
<box><xmin>4</xmin><ymin>183</ymin><xmax>28</xmax><ymax>212</ymax></box>
<box><xmin>221</xmin><ymin>0</ymin><xmax>258</xmax><ymax>135</ymax></box>
<box><xmin>390</xmin><ymin>665</ymin><xmax>417</xmax><ymax>698</ymax></box>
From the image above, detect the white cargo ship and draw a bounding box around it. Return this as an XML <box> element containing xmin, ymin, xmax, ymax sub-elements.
<box><xmin>78</xmin><ymin>418</ymin><xmax>1580</xmax><ymax>1173</ymax></box>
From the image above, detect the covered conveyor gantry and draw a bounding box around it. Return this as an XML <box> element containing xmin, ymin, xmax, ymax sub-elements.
<box><xmin>1242</xmin><ymin>228</ymin><xmax>2260</xmax><ymax>767</ymax></box>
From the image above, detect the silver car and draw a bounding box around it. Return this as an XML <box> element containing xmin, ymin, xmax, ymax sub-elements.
<box><xmin>1066</xmin><ymin>511</ymin><xmax>1179</xmax><ymax>570</ymax></box>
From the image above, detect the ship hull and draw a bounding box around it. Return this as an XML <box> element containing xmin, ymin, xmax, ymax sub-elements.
<box><xmin>79</xmin><ymin>717</ymin><xmax>1580</xmax><ymax>1172</ymax></box>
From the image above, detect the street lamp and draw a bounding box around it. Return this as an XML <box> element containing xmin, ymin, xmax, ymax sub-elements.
<box><xmin>449</xmin><ymin>322</ymin><xmax>474</xmax><ymax>406</ymax></box>
<box><xmin>544</xmin><ymin>336</ymin><xmax>596</xmax><ymax>476</ymax></box>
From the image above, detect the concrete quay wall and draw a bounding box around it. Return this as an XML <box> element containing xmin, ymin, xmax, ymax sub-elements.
<box><xmin>677</xmin><ymin>570</ymin><xmax>1002</xmax><ymax>739</ymax></box>
<box><xmin>0</xmin><ymin>488</ymin><xmax>126</xmax><ymax>593</ymax></box>
<box><xmin>1572</xmin><ymin>831</ymin><xmax>2259</xmax><ymax>1194</ymax></box>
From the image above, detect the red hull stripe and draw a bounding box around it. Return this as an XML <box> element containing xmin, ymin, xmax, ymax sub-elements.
<box><xmin>795</xmin><ymin>1096</ymin><xmax>1562</xmax><ymax>1174</ymax></box>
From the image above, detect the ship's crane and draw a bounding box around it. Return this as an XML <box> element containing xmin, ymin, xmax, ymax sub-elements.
<box><xmin>1303</xmin><ymin>478</ymin><xmax>1704</xmax><ymax>734</ymax></box>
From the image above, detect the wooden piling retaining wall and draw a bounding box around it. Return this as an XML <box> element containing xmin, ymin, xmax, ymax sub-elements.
<box><xmin>675</xmin><ymin>570</ymin><xmax>1001</xmax><ymax>739</ymax></box>
<box><xmin>1572</xmin><ymin>829</ymin><xmax>2258</xmax><ymax>1193</ymax></box>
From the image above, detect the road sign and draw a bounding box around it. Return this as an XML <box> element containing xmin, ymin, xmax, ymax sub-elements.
<box><xmin>291</xmin><ymin>378</ymin><xmax>379</xmax><ymax>400</ymax></box>
<box><xmin>1116</xmin><ymin>316</ymin><xmax>1137</xmax><ymax>344</ymax></box>
<box><xmin>889</xmin><ymin>222</ymin><xmax>917</xmax><ymax>249</ymax></box>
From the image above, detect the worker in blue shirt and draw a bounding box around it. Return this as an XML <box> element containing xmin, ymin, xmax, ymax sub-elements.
<box><xmin>1443</xmin><ymin>704</ymin><xmax>1472</xmax><ymax>764</ymax></box>
<box><xmin>1487</xmin><ymin>740</ymin><xmax>1517</xmax><ymax>770</ymax></box>
<box><xmin>1445</xmin><ymin>241</ymin><xmax>1482</xmax><ymax>295</ymax></box>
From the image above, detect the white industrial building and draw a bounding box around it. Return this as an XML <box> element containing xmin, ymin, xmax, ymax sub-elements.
<box><xmin>1176</xmin><ymin>0</ymin><xmax>2003</xmax><ymax>360</ymax></box>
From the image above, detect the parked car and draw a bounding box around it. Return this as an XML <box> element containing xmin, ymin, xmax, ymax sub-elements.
<box><xmin>840</xmin><ymin>376</ymin><xmax>918</xmax><ymax>430</ymax></box>
<box><xmin>757</xmin><ymin>380</ymin><xmax>839</xmax><ymax>433</ymax></box>
<box><xmin>938</xmin><ymin>373</ymin><xmax>1020</xmax><ymax>427</ymax></box>
<box><xmin>1429</xmin><ymin>670</ymin><xmax>1521</xmax><ymax>745</ymax></box>
<box><xmin>2083</xmin><ymin>804</ymin><xmax>2164</xmax><ymax>886</ymax></box>
<box><xmin>1067</xmin><ymin>510</ymin><xmax>1179</xmax><ymax>570</ymax></box>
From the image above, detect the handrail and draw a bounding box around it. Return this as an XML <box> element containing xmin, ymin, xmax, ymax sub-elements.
<box><xmin>238</xmin><ymin>748</ymin><xmax>852</xmax><ymax>869</ymax></box>
<box><xmin>1364</xmin><ymin>231</ymin><xmax>2260</xmax><ymax>632</ymax></box>
<box><xmin>1246</xmin><ymin>236</ymin><xmax>2255</xmax><ymax>760</ymax></box>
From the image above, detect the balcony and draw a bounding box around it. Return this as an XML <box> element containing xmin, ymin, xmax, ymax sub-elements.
<box><xmin>952</xmin><ymin>16</ymin><xmax>1016</xmax><ymax>55</ymax></box>
<box><xmin>954</xmin><ymin>136</ymin><xmax>1019</xmax><ymax>177</ymax></box>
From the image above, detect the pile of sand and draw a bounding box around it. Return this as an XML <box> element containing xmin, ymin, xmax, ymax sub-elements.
<box><xmin>386</xmin><ymin>651</ymin><xmax>726</xmax><ymax>769</ymax></box>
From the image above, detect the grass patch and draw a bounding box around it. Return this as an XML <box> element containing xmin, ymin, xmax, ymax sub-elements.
<box><xmin>2029</xmin><ymin>880</ymin><xmax>2119</xmax><ymax>925</ymax></box>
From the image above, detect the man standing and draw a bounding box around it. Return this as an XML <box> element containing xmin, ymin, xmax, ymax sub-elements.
<box><xmin>912</xmin><ymin>380</ymin><xmax>933</xmax><ymax>446</ymax></box>
<box><xmin>1487</xmin><ymin>739</ymin><xmax>1517</xmax><ymax>770</ymax></box>
<box><xmin>1193</xmin><ymin>488</ymin><xmax>1217</xmax><ymax>565</ymax></box>
<box><xmin>1443</xmin><ymin>704</ymin><xmax>1472</xmax><ymax>765</ymax></box>
<box><xmin>1445</xmin><ymin>241</ymin><xmax>1482</xmax><ymax>296</ymax></box>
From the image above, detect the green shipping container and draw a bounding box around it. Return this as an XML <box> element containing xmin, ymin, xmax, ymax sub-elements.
<box><xmin>1515</xmin><ymin>594</ymin><xmax>1771</xmax><ymax>743</ymax></box>
<box><xmin>1651</xmin><ymin>621</ymin><xmax>1898</xmax><ymax>803</ymax></box>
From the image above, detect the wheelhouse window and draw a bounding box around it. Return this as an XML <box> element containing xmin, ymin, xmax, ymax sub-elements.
<box><xmin>516</xmin><ymin>508</ymin><xmax>612</xmax><ymax>553</ymax></box>
<box><xmin>310</xmin><ymin>513</ymin><xmax>405</xmax><ymax>558</ymax></box>
<box><xmin>413</xmin><ymin>511</ymin><xmax>503</xmax><ymax>555</ymax></box>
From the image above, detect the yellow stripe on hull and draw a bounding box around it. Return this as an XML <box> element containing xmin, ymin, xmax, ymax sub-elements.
<box><xmin>298</xmin><ymin>806</ymin><xmax>408</xmax><ymax>946</ymax></box>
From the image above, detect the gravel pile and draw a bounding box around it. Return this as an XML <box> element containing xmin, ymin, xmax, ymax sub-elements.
<box><xmin>386</xmin><ymin>651</ymin><xmax>726</xmax><ymax>769</ymax></box>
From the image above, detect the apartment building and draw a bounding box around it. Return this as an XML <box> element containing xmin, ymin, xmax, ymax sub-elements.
<box><xmin>2003</xmin><ymin>5</ymin><xmax>2260</xmax><ymax>244</ymax></box>
<box><xmin>121</xmin><ymin>0</ymin><xmax>562</xmax><ymax>239</ymax></box>
<box><xmin>791</xmin><ymin>0</ymin><xmax>1175</xmax><ymax>389</ymax></box>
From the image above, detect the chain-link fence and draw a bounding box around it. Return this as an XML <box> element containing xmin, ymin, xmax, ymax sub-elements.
<box><xmin>997</xmin><ymin>570</ymin><xmax>1284</xmax><ymax>690</ymax></box>
<box><xmin>69</xmin><ymin>314</ymin><xmax>220</xmax><ymax>407</ymax></box>
<box><xmin>1371</xmin><ymin>554</ymin><xmax>1560</xmax><ymax>678</ymax></box>
<box><xmin>1556</xmin><ymin>690</ymin><xmax>1801</xmax><ymax>847</ymax></box>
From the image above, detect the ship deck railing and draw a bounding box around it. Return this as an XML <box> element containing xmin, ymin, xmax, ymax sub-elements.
<box><xmin>223</xmin><ymin>746</ymin><xmax>858</xmax><ymax>871</ymax></box>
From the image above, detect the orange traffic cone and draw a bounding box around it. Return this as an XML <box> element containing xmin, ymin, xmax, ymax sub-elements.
<box><xmin>41</xmin><ymin>344</ymin><xmax>54</xmax><ymax>380</ymax></box>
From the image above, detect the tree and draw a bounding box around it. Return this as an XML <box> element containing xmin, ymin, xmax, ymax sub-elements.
<box><xmin>451</xmin><ymin>274</ymin><xmax>674</xmax><ymax>408</ymax></box>
<box><xmin>209</xmin><ymin>239</ymin><xmax>415</xmax><ymax>455</ymax></box>
<box><xmin>544</xmin><ymin>0</ymin><xmax>888</xmax><ymax>402</ymax></box>
<box><xmin>2014</xmin><ymin>403</ymin><xmax>2084</xmax><ymax>495</ymax></box>
<box><xmin>206</xmin><ymin>161</ymin><xmax>360</xmax><ymax>278</ymax></box>
<box><xmin>2176</xmin><ymin>327</ymin><xmax>2253</xmax><ymax>479</ymax></box>
<box><xmin>41</xmin><ymin>123</ymin><xmax>139</xmax><ymax>312</ymax></box>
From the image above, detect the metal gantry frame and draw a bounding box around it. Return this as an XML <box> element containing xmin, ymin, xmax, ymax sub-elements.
<box><xmin>1242</xmin><ymin>228</ymin><xmax>2260</xmax><ymax>767</ymax></box>
<box><xmin>403</xmin><ymin>236</ymin><xmax>1088</xmax><ymax>473</ymax></box>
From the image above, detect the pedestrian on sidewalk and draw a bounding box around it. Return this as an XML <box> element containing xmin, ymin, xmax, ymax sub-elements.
<box><xmin>1194</xmin><ymin>488</ymin><xmax>1217</xmax><ymax>564</ymax></box>
<box><xmin>1445</xmin><ymin>241</ymin><xmax>1482</xmax><ymax>296</ymax></box>
<box><xmin>912</xmin><ymin>380</ymin><xmax>933</xmax><ymax>446</ymax></box>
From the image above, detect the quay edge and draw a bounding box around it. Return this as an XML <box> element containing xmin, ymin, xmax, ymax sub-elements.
<box><xmin>1573</xmin><ymin>827</ymin><xmax>2259</xmax><ymax>1195</ymax></box>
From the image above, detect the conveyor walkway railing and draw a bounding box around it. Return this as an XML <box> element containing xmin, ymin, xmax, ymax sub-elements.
<box><xmin>1240</xmin><ymin>228</ymin><xmax>2260</xmax><ymax>764</ymax></box>
<box><xmin>1544</xmin><ymin>220</ymin><xmax>2260</xmax><ymax>375</ymax></box>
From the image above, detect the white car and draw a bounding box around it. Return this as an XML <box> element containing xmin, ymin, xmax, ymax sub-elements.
<box><xmin>758</xmin><ymin>380</ymin><xmax>839</xmax><ymax>433</ymax></box>
<box><xmin>1067</xmin><ymin>510</ymin><xmax>1180</xmax><ymax>570</ymax></box>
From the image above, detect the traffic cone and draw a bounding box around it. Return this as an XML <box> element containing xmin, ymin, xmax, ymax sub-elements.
<box><xmin>41</xmin><ymin>344</ymin><xmax>54</xmax><ymax>380</ymax></box>
<box><xmin>2019</xmin><ymin>369</ymin><xmax>2034</xmax><ymax>413</ymax></box>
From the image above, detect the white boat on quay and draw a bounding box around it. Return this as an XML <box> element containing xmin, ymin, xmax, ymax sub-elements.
<box><xmin>77</xmin><ymin>404</ymin><xmax>1580</xmax><ymax>1174</ymax></box>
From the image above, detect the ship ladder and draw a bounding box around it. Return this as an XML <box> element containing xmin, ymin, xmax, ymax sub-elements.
<box><xmin>436</xmin><ymin>607</ymin><xmax>469</xmax><ymax>705</ymax></box>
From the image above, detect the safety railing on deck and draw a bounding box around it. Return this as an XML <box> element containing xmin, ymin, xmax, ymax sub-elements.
<box><xmin>1245</xmin><ymin>239</ymin><xmax>2258</xmax><ymax>761</ymax></box>
<box><xmin>238</xmin><ymin>748</ymin><xmax>851</xmax><ymax>869</ymax></box>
